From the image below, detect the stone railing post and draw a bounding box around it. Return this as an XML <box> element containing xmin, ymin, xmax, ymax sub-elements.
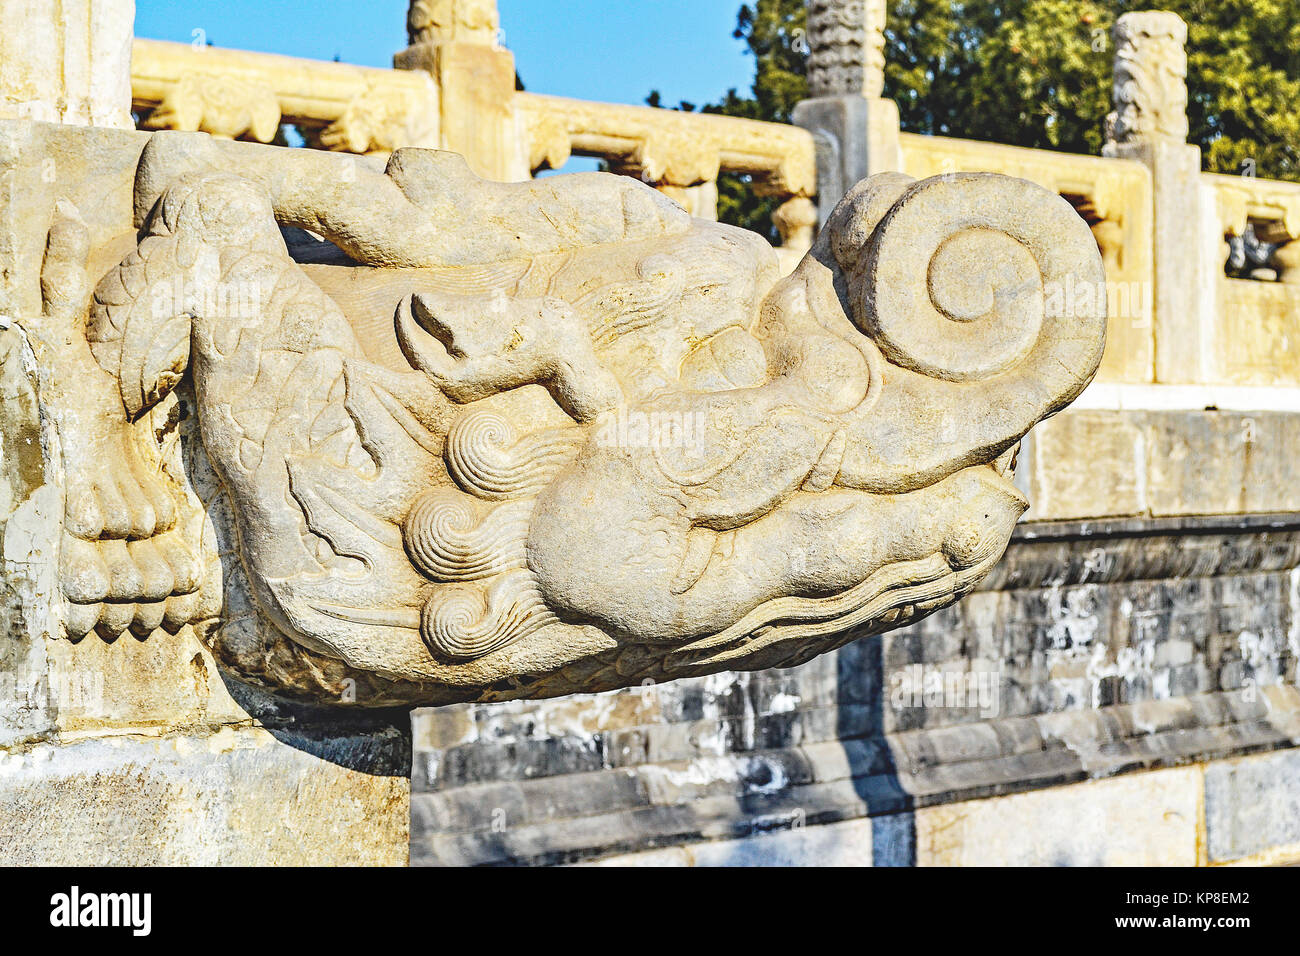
<box><xmin>395</xmin><ymin>0</ymin><xmax>525</xmax><ymax>181</ymax></box>
<box><xmin>792</xmin><ymin>0</ymin><xmax>902</xmax><ymax>223</ymax></box>
<box><xmin>1103</xmin><ymin>11</ymin><xmax>1213</xmax><ymax>384</ymax></box>
<box><xmin>0</xmin><ymin>0</ymin><xmax>134</xmax><ymax>129</ymax></box>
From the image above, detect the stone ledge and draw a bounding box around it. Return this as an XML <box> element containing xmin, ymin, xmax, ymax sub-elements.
<box><xmin>984</xmin><ymin>511</ymin><xmax>1300</xmax><ymax>591</ymax></box>
<box><xmin>559</xmin><ymin>749</ymin><xmax>1300</xmax><ymax>867</ymax></box>
<box><xmin>1024</xmin><ymin>408</ymin><xmax>1300</xmax><ymax>520</ymax></box>
<box><xmin>411</xmin><ymin>687</ymin><xmax>1300</xmax><ymax>866</ymax></box>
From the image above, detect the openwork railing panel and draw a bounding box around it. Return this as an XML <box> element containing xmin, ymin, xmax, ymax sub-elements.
<box><xmin>1207</xmin><ymin>173</ymin><xmax>1300</xmax><ymax>386</ymax></box>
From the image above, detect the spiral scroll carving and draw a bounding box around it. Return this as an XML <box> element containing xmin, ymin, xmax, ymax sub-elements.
<box><xmin>420</xmin><ymin>571</ymin><xmax>555</xmax><ymax>662</ymax></box>
<box><xmin>855</xmin><ymin>173</ymin><xmax>1105</xmax><ymax>384</ymax></box>
<box><xmin>445</xmin><ymin>408</ymin><xmax>581</xmax><ymax>501</ymax></box>
<box><xmin>402</xmin><ymin>489</ymin><xmax>531</xmax><ymax>582</ymax></box>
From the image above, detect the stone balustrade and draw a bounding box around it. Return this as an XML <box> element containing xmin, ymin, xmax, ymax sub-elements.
<box><xmin>131</xmin><ymin>38</ymin><xmax>440</xmax><ymax>153</ymax></box>
<box><xmin>1204</xmin><ymin>173</ymin><xmax>1300</xmax><ymax>386</ymax></box>
<box><xmin>1209</xmin><ymin>171</ymin><xmax>1300</xmax><ymax>283</ymax></box>
<box><xmin>127</xmin><ymin>5</ymin><xmax>1300</xmax><ymax>394</ymax></box>
<box><xmin>130</xmin><ymin>39</ymin><xmax>818</xmax><ymax>266</ymax></box>
<box><xmin>515</xmin><ymin>93</ymin><xmax>815</xmax><ymax>197</ymax></box>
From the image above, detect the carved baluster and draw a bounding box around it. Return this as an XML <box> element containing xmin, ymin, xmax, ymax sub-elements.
<box><xmin>1269</xmin><ymin>238</ymin><xmax>1300</xmax><ymax>285</ymax></box>
<box><xmin>775</xmin><ymin>196</ymin><xmax>818</xmax><ymax>257</ymax></box>
<box><xmin>1090</xmin><ymin>217</ymin><xmax>1124</xmax><ymax>274</ymax></box>
<box><xmin>396</xmin><ymin>0</ymin><xmax>522</xmax><ymax>181</ymax></box>
<box><xmin>609</xmin><ymin>131</ymin><xmax>722</xmax><ymax>219</ymax></box>
<box><xmin>1102</xmin><ymin>11</ymin><xmax>1190</xmax><ymax>153</ymax></box>
<box><xmin>309</xmin><ymin>85</ymin><xmax>438</xmax><ymax>156</ymax></box>
<box><xmin>141</xmin><ymin>73</ymin><xmax>281</xmax><ymax>142</ymax></box>
<box><xmin>794</xmin><ymin>0</ymin><xmax>902</xmax><ymax>220</ymax></box>
<box><xmin>1102</xmin><ymin>10</ymin><xmax>1206</xmax><ymax>385</ymax></box>
<box><xmin>805</xmin><ymin>0</ymin><xmax>886</xmax><ymax>99</ymax></box>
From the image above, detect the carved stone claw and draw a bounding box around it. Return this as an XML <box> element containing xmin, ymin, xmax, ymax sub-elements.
<box><xmin>62</xmin><ymin>434</ymin><xmax>177</xmax><ymax>541</ymax></box>
<box><xmin>37</xmin><ymin>200</ymin><xmax>179</xmax><ymax>545</ymax></box>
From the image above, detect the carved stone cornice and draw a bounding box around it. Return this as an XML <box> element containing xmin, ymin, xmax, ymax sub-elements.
<box><xmin>981</xmin><ymin>512</ymin><xmax>1300</xmax><ymax>592</ymax></box>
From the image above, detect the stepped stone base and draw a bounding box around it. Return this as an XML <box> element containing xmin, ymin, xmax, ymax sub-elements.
<box><xmin>579</xmin><ymin>749</ymin><xmax>1300</xmax><ymax>866</ymax></box>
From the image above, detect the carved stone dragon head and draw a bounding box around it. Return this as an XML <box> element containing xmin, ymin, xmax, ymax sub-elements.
<box><xmin>47</xmin><ymin>131</ymin><xmax>1104</xmax><ymax>706</ymax></box>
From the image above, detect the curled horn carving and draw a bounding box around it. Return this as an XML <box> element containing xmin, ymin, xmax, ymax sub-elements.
<box><xmin>829</xmin><ymin>172</ymin><xmax>1108</xmax><ymax>493</ymax></box>
<box><xmin>857</xmin><ymin>172</ymin><xmax>1105</xmax><ymax>386</ymax></box>
<box><xmin>857</xmin><ymin>171</ymin><xmax>1102</xmax><ymax>385</ymax></box>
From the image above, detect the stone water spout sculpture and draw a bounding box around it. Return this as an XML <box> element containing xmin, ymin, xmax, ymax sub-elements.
<box><xmin>43</xmin><ymin>131</ymin><xmax>1105</xmax><ymax>706</ymax></box>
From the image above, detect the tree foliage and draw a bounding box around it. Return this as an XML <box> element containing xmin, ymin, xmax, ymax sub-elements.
<box><xmin>652</xmin><ymin>0</ymin><xmax>1300</xmax><ymax>237</ymax></box>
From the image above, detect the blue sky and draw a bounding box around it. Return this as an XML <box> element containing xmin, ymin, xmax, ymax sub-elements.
<box><xmin>133</xmin><ymin>1</ymin><xmax>757</xmax><ymax>109</ymax></box>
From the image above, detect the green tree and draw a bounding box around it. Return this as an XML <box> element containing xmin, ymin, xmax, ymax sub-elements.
<box><xmin>658</xmin><ymin>0</ymin><xmax>1300</xmax><ymax>236</ymax></box>
<box><xmin>886</xmin><ymin>0</ymin><xmax>1300</xmax><ymax>177</ymax></box>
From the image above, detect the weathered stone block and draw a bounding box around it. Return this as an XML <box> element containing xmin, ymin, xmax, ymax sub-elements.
<box><xmin>0</xmin><ymin>725</ymin><xmax>409</xmax><ymax>865</ymax></box>
<box><xmin>1204</xmin><ymin>747</ymin><xmax>1300</xmax><ymax>863</ymax></box>
<box><xmin>580</xmin><ymin>816</ymin><xmax>877</xmax><ymax>867</ymax></box>
<box><xmin>1027</xmin><ymin>411</ymin><xmax>1145</xmax><ymax>520</ymax></box>
<box><xmin>915</xmin><ymin>766</ymin><xmax>1201</xmax><ymax>865</ymax></box>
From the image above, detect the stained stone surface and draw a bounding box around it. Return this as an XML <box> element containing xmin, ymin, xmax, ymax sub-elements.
<box><xmin>1204</xmin><ymin>747</ymin><xmax>1300</xmax><ymax>863</ymax></box>
<box><xmin>0</xmin><ymin>0</ymin><xmax>134</xmax><ymax>129</ymax></box>
<box><xmin>0</xmin><ymin>722</ymin><xmax>410</xmax><ymax>866</ymax></box>
<box><xmin>914</xmin><ymin>767</ymin><xmax>1203</xmax><ymax>866</ymax></box>
<box><xmin>0</xmin><ymin>120</ymin><xmax>413</xmax><ymax>866</ymax></box>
